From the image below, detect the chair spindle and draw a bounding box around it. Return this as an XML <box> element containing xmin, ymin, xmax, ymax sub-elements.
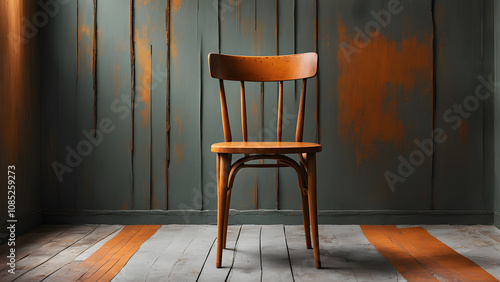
<box><xmin>240</xmin><ymin>81</ymin><xmax>247</xmax><ymax>142</ymax></box>
<box><xmin>277</xmin><ymin>81</ymin><xmax>284</xmax><ymax>142</ymax></box>
<box><xmin>219</xmin><ymin>79</ymin><xmax>232</xmax><ymax>142</ymax></box>
<box><xmin>296</xmin><ymin>79</ymin><xmax>307</xmax><ymax>142</ymax></box>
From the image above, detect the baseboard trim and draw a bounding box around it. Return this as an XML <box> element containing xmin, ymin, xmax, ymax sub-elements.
<box><xmin>0</xmin><ymin>210</ymin><xmax>42</xmax><ymax>244</ymax></box>
<box><xmin>495</xmin><ymin>212</ymin><xmax>500</xmax><ymax>229</ymax></box>
<box><xmin>42</xmin><ymin>209</ymin><xmax>493</xmax><ymax>225</ymax></box>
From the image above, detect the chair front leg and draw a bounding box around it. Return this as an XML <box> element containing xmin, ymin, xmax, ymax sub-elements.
<box><xmin>307</xmin><ymin>152</ymin><xmax>321</xmax><ymax>269</ymax></box>
<box><xmin>300</xmin><ymin>188</ymin><xmax>312</xmax><ymax>249</ymax></box>
<box><xmin>216</xmin><ymin>153</ymin><xmax>229</xmax><ymax>268</ymax></box>
<box><xmin>223</xmin><ymin>188</ymin><xmax>232</xmax><ymax>249</ymax></box>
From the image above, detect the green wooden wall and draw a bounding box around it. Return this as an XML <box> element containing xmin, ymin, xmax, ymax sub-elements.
<box><xmin>38</xmin><ymin>0</ymin><xmax>496</xmax><ymax>224</ymax></box>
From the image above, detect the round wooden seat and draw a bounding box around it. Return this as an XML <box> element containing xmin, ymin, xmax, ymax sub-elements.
<box><xmin>211</xmin><ymin>141</ymin><xmax>322</xmax><ymax>154</ymax></box>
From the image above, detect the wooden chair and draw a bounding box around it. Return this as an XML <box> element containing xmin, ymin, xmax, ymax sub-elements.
<box><xmin>208</xmin><ymin>52</ymin><xmax>322</xmax><ymax>269</ymax></box>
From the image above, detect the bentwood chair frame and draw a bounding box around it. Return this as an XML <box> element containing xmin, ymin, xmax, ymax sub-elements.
<box><xmin>208</xmin><ymin>52</ymin><xmax>322</xmax><ymax>269</ymax></box>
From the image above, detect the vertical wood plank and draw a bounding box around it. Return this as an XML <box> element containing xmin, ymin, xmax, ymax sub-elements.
<box><xmin>133</xmin><ymin>0</ymin><xmax>168</xmax><ymax>209</ymax></box>
<box><xmin>200</xmin><ymin>0</ymin><xmax>221</xmax><ymax>211</ymax></box>
<box><xmin>56</xmin><ymin>0</ymin><xmax>78</xmax><ymax>209</ymax></box>
<box><xmin>75</xmin><ymin>0</ymin><xmax>97</xmax><ymax>209</ymax></box>
<box><xmin>169</xmin><ymin>0</ymin><xmax>202</xmax><ymax>211</ymax></box>
<box><xmin>317</xmin><ymin>0</ymin><xmax>433</xmax><ymax>210</ymax></box>
<box><xmin>132</xmin><ymin>0</ymin><xmax>151</xmax><ymax>209</ymax></box>
<box><xmin>219</xmin><ymin>0</ymin><xmax>259</xmax><ymax>210</ymax></box>
<box><xmin>257</xmin><ymin>0</ymin><xmax>278</xmax><ymax>209</ymax></box>
<box><xmin>39</xmin><ymin>0</ymin><xmax>60</xmax><ymax>210</ymax></box>
<box><xmin>277</xmin><ymin>0</ymin><xmax>300</xmax><ymax>210</ymax></box>
<box><xmin>149</xmin><ymin>0</ymin><xmax>168</xmax><ymax>210</ymax></box>
<box><xmin>433</xmin><ymin>0</ymin><xmax>486</xmax><ymax>210</ymax></box>
<box><xmin>93</xmin><ymin>0</ymin><xmax>133</xmax><ymax>209</ymax></box>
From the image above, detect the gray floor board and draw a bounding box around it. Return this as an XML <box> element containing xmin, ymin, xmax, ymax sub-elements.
<box><xmin>197</xmin><ymin>225</ymin><xmax>242</xmax><ymax>282</ymax></box>
<box><xmin>227</xmin><ymin>225</ymin><xmax>262</xmax><ymax>282</ymax></box>
<box><xmin>2</xmin><ymin>224</ymin><xmax>500</xmax><ymax>281</ymax></box>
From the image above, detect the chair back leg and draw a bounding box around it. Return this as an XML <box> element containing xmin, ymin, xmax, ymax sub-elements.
<box><xmin>307</xmin><ymin>153</ymin><xmax>321</xmax><ymax>269</ymax></box>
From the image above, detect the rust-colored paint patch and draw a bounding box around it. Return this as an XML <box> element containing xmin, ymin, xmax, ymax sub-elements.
<box><xmin>174</xmin><ymin>143</ymin><xmax>184</xmax><ymax>163</ymax></box>
<box><xmin>113</xmin><ymin>65</ymin><xmax>120</xmax><ymax>99</ymax></box>
<box><xmin>77</xmin><ymin>24</ymin><xmax>92</xmax><ymax>74</ymax></box>
<box><xmin>171</xmin><ymin>0</ymin><xmax>184</xmax><ymax>12</ymax></box>
<box><xmin>170</xmin><ymin>11</ymin><xmax>178</xmax><ymax>59</ymax></box>
<box><xmin>336</xmin><ymin>17</ymin><xmax>432</xmax><ymax>166</ymax></box>
<box><xmin>135</xmin><ymin>25</ymin><xmax>152</xmax><ymax>128</ymax></box>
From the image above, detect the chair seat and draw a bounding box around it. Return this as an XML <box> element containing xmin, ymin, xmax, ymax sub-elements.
<box><xmin>211</xmin><ymin>141</ymin><xmax>322</xmax><ymax>154</ymax></box>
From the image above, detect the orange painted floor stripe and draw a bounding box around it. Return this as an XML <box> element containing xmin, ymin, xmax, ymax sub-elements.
<box><xmin>361</xmin><ymin>225</ymin><xmax>499</xmax><ymax>282</ymax></box>
<box><xmin>75</xmin><ymin>225</ymin><xmax>160</xmax><ymax>282</ymax></box>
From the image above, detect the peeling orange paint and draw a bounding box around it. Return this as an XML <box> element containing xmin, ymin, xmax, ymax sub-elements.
<box><xmin>113</xmin><ymin>65</ymin><xmax>120</xmax><ymax>99</ymax></box>
<box><xmin>171</xmin><ymin>0</ymin><xmax>184</xmax><ymax>12</ymax></box>
<box><xmin>78</xmin><ymin>24</ymin><xmax>92</xmax><ymax>74</ymax></box>
<box><xmin>135</xmin><ymin>25</ymin><xmax>152</xmax><ymax>128</ymax></box>
<box><xmin>336</xmin><ymin>17</ymin><xmax>432</xmax><ymax>166</ymax></box>
<box><xmin>174</xmin><ymin>143</ymin><xmax>185</xmax><ymax>163</ymax></box>
<box><xmin>170</xmin><ymin>15</ymin><xmax>178</xmax><ymax>59</ymax></box>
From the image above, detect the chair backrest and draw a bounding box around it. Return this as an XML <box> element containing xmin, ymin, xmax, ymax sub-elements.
<box><xmin>208</xmin><ymin>52</ymin><xmax>318</xmax><ymax>143</ymax></box>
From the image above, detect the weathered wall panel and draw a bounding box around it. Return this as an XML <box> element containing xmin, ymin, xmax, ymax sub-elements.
<box><xmin>200</xmin><ymin>0</ymin><xmax>221</xmax><ymax>211</ymax></box>
<box><xmin>0</xmin><ymin>0</ymin><xmax>41</xmax><ymax>234</ymax></box>
<box><xmin>94</xmin><ymin>0</ymin><xmax>133</xmax><ymax>209</ymax></box>
<box><xmin>219</xmin><ymin>0</ymin><xmax>259</xmax><ymax>210</ymax></box>
<box><xmin>37</xmin><ymin>0</ymin><xmax>495</xmax><ymax>223</ymax></box>
<box><xmin>318</xmin><ymin>0</ymin><xmax>433</xmax><ymax>210</ymax></box>
<box><xmin>434</xmin><ymin>0</ymin><xmax>486</xmax><ymax>210</ymax></box>
<box><xmin>168</xmin><ymin>0</ymin><xmax>202</xmax><ymax>210</ymax></box>
<box><xmin>277</xmin><ymin>0</ymin><xmax>300</xmax><ymax>210</ymax></box>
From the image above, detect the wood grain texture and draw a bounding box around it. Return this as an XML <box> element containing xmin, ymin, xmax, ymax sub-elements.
<box><xmin>16</xmin><ymin>225</ymin><xmax>121</xmax><ymax>282</ymax></box>
<box><xmin>433</xmin><ymin>0</ymin><xmax>486</xmax><ymax>210</ymax></box>
<box><xmin>200</xmin><ymin>0</ymin><xmax>221</xmax><ymax>211</ymax></box>
<box><xmin>54</xmin><ymin>0</ymin><xmax>78</xmax><ymax>209</ymax></box>
<box><xmin>168</xmin><ymin>0</ymin><xmax>202</xmax><ymax>211</ymax></box>
<box><xmin>93</xmin><ymin>0</ymin><xmax>133</xmax><ymax>210</ymax></box>
<box><xmin>212</xmin><ymin>141</ymin><xmax>321</xmax><ymax>154</ymax></box>
<box><xmin>37</xmin><ymin>0</ymin><xmax>494</xmax><ymax>220</ymax></box>
<box><xmin>75</xmin><ymin>0</ymin><xmax>96</xmax><ymax>209</ymax></box>
<box><xmin>260</xmin><ymin>225</ymin><xmax>293</xmax><ymax>281</ymax></box>
<box><xmin>317</xmin><ymin>0</ymin><xmax>433</xmax><ymax>210</ymax></box>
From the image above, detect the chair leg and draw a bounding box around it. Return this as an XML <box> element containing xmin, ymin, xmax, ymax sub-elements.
<box><xmin>307</xmin><ymin>153</ymin><xmax>321</xmax><ymax>269</ymax></box>
<box><xmin>216</xmin><ymin>153</ymin><xmax>229</xmax><ymax>268</ymax></box>
<box><xmin>223</xmin><ymin>188</ymin><xmax>231</xmax><ymax>248</ymax></box>
<box><xmin>300</xmin><ymin>189</ymin><xmax>312</xmax><ymax>249</ymax></box>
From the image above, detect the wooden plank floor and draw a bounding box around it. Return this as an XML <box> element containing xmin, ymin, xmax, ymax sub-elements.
<box><xmin>1</xmin><ymin>224</ymin><xmax>499</xmax><ymax>281</ymax></box>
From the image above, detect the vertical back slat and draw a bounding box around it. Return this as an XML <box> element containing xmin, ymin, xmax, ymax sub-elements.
<box><xmin>277</xmin><ymin>81</ymin><xmax>284</xmax><ymax>142</ymax></box>
<box><xmin>240</xmin><ymin>81</ymin><xmax>248</xmax><ymax>142</ymax></box>
<box><xmin>219</xmin><ymin>79</ymin><xmax>232</xmax><ymax>142</ymax></box>
<box><xmin>295</xmin><ymin>79</ymin><xmax>307</xmax><ymax>142</ymax></box>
